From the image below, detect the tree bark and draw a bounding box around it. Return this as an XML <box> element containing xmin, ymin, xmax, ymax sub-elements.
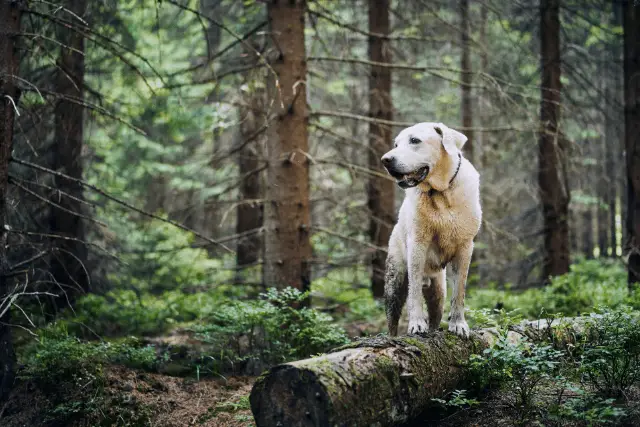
<box><xmin>610</xmin><ymin>0</ymin><xmax>624</xmax><ymax>257</ymax></box>
<box><xmin>50</xmin><ymin>0</ymin><xmax>89</xmax><ymax>304</ymax></box>
<box><xmin>236</xmin><ymin>86</ymin><xmax>264</xmax><ymax>280</ymax></box>
<box><xmin>263</xmin><ymin>0</ymin><xmax>311</xmax><ymax>291</ymax></box>
<box><xmin>539</xmin><ymin>0</ymin><xmax>569</xmax><ymax>279</ymax></box>
<box><xmin>581</xmin><ymin>140</ymin><xmax>594</xmax><ymax>259</ymax></box>
<box><xmin>604</xmin><ymin>87</ymin><xmax>616</xmax><ymax>257</ymax></box>
<box><xmin>614</xmin><ymin>0</ymin><xmax>627</xmax><ymax>255</ymax></box>
<box><xmin>624</xmin><ymin>0</ymin><xmax>640</xmax><ymax>286</ymax></box>
<box><xmin>460</xmin><ymin>0</ymin><xmax>480</xmax><ymax>284</ymax></box>
<box><xmin>368</xmin><ymin>0</ymin><xmax>394</xmax><ymax>298</ymax></box>
<box><xmin>0</xmin><ymin>0</ymin><xmax>21</xmax><ymax>403</ymax></box>
<box><xmin>250</xmin><ymin>320</ymin><xmax>586</xmax><ymax>427</ymax></box>
<box><xmin>460</xmin><ymin>0</ymin><xmax>473</xmax><ymax>162</ymax></box>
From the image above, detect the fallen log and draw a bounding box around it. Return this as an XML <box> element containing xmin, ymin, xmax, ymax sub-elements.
<box><xmin>250</xmin><ymin>319</ymin><xmax>586</xmax><ymax>427</ymax></box>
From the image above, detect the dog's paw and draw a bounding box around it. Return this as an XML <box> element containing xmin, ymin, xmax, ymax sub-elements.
<box><xmin>408</xmin><ymin>318</ymin><xmax>429</xmax><ymax>335</ymax></box>
<box><xmin>448</xmin><ymin>320</ymin><xmax>470</xmax><ymax>338</ymax></box>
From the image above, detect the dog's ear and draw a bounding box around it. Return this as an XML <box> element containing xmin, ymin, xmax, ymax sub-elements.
<box><xmin>434</xmin><ymin>124</ymin><xmax>467</xmax><ymax>156</ymax></box>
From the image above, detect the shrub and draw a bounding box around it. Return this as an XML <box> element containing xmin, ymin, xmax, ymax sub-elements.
<box><xmin>469</xmin><ymin>335</ymin><xmax>564</xmax><ymax>413</ymax></box>
<box><xmin>550</xmin><ymin>386</ymin><xmax>626</xmax><ymax>425</ymax></box>
<box><xmin>19</xmin><ymin>325</ymin><xmax>162</xmax><ymax>388</ymax></box>
<box><xmin>192</xmin><ymin>287</ymin><xmax>350</xmax><ymax>372</ymax></box>
<box><xmin>103</xmin><ymin>219</ymin><xmax>236</xmax><ymax>293</ymax></box>
<box><xmin>579</xmin><ymin>307</ymin><xmax>640</xmax><ymax>398</ymax></box>
<box><xmin>469</xmin><ymin>259</ymin><xmax>629</xmax><ymax>318</ymax></box>
<box><xmin>311</xmin><ymin>266</ymin><xmax>383</xmax><ymax>324</ymax></box>
<box><xmin>64</xmin><ymin>288</ymin><xmax>230</xmax><ymax>337</ymax></box>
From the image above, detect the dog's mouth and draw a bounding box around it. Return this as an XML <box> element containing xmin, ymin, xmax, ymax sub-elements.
<box><xmin>394</xmin><ymin>166</ymin><xmax>429</xmax><ymax>189</ymax></box>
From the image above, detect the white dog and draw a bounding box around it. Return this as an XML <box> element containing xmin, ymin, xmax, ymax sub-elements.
<box><xmin>381</xmin><ymin>123</ymin><xmax>481</xmax><ymax>338</ymax></box>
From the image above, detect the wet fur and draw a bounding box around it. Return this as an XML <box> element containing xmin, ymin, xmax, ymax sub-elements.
<box><xmin>382</xmin><ymin>123</ymin><xmax>481</xmax><ymax>337</ymax></box>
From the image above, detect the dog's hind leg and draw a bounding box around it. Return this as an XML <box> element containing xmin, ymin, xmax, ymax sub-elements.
<box><xmin>423</xmin><ymin>269</ymin><xmax>446</xmax><ymax>331</ymax></box>
<box><xmin>384</xmin><ymin>252</ymin><xmax>407</xmax><ymax>337</ymax></box>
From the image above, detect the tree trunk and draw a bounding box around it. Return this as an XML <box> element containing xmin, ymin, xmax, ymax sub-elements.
<box><xmin>610</xmin><ymin>0</ymin><xmax>624</xmax><ymax>257</ymax></box>
<box><xmin>460</xmin><ymin>0</ymin><xmax>473</xmax><ymax>162</ymax></box>
<box><xmin>263</xmin><ymin>0</ymin><xmax>311</xmax><ymax>291</ymax></box>
<box><xmin>597</xmin><ymin>140</ymin><xmax>610</xmax><ymax>258</ymax></box>
<box><xmin>539</xmin><ymin>0</ymin><xmax>569</xmax><ymax>279</ymax></box>
<box><xmin>613</xmin><ymin>0</ymin><xmax>627</xmax><ymax>256</ymax></box>
<box><xmin>0</xmin><ymin>0</ymin><xmax>21</xmax><ymax>403</ymax></box>
<box><xmin>604</xmin><ymin>87</ymin><xmax>616</xmax><ymax>257</ymax></box>
<box><xmin>624</xmin><ymin>0</ymin><xmax>640</xmax><ymax>287</ymax></box>
<box><xmin>570</xmin><ymin>208</ymin><xmax>580</xmax><ymax>259</ymax></box>
<box><xmin>236</xmin><ymin>86</ymin><xmax>264</xmax><ymax>280</ymax></box>
<box><xmin>460</xmin><ymin>0</ymin><xmax>480</xmax><ymax>283</ymax></box>
<box><xmin>476</xmin><ymin>2</ymin><xmax>489</xmax><ymax>283</ymax></box>
<box><xmin>250</xmin><ymin>320</ymin><xmax>586</xmax><ymax>427</ymax></box>
<box><xmin>368</xmin><ymin>0</ymin><xmax>394</xmax><ymax>298</ymax></box>
<box><xmin>50</xmin><ymin>0</ymin><xmax>89</xmax><ymax>304</ymax></box>
<box><xmin>581</xmin><ymin>140</ymin><xmax>594</xmax><ymax>259</ymax></box>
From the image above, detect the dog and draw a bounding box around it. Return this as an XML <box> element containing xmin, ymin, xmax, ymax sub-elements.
<box><xmin>381</xmin><ymin>123</ymin><xmax>481</xmax><ymax>338</ymax></box>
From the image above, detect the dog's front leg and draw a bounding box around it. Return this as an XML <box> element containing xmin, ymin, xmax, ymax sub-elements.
<box><xmin>448</xmin><ymin>243</ymin><xmax>473</xmax><ymax>338</ymax></box>
<box><xmin>407</xmin><ymin>242</ymin><xmax>428</xmax><ymax>335</ymax></box>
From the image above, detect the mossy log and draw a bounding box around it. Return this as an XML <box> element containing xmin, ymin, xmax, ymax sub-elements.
<box><xmin>250</xmin><ymin>318</ymin><xmax>586</xmax><ymax>427</ymax></box>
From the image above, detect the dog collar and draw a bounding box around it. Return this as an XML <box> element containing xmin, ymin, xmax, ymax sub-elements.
<box><xmin>427</xmin><ymin>152</ymin><xmax>462</xmax><ymax>197</ymax></box>
<box><xmin>449</xmin><ymin>152</ymin><xmax>462</xmax><ymax>187</ymax></box>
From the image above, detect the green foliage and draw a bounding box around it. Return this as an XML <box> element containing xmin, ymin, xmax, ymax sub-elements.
<box><xmin>68</xmin><ymin>289</ymin><xmax>207</xmax><ymax>336</ymax></box>
<box><xmin>579</xmin><ymin>308</ymin><xmax>640</xmax><ymax>397</ymax></box>
<box><xmin>469</xmin><ymin>336</ymin><xmax>564</xmax><ymax>412</ymax></box>
<box><xmin>311</xmin><ymin>266</ymin><xmax>383</xmax><ymax>324</ymax></box>
<box><xmin>65</xmin><ymin>285</ymin><xmax>256</xmax><ymax>337</ymax></box>
<box><xmin>466</xmin><ymin>307</ymin><xmax>524</xmax><ymax>330</ymax></box>
<box><xmin>469</xmin><ymin>259</ymin><xmax>629</xmax><ymax>318</ymax></box>
<box><xmin>19</xmin><ymin>326</ymin><xmax>161</xmax><ymax>388</ymax></box>
<box><xmin>17</xmin><ymin>326</ymin><xmax>160</xmax><ymax>425</ymax></box>
<box><xmin>466</xmin><ymin>307</ymin><xmax>640</xmax><ymax>425</ymax></box>
<box><xmin>192</xmin><ymin>287</ymin><xmax>350</xmax><ymax>371</ymax></box>
<box><xmin>104</xmin><ymin>220</ymin><xmax>234</xmax><ymax>294</ymax></box>
<box><xmin>550</xmin><ymin>386</ymin><xmax>626</xmax><ymax>426</ymax></box>
<box><xmin>431</xmin><ymin>389</ymin><xmax>479</xmax><ymax>409</ymax></box>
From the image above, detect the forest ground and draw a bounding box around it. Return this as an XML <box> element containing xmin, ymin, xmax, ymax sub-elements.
<box><xmin>3</xmin><ymin>259</ymin><xmax>640</xmax><ymax>426</ymax></box>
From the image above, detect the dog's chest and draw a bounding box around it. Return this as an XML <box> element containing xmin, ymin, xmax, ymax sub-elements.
<box><xmin>413</xmin><ymin>194</ymin><xmax>468</xmax><ymax>271</ymax></box>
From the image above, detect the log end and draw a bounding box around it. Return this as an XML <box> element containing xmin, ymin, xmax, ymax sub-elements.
<box><xmin>250</xmin><ymin>364</ymin><xmax>331</xmax><ymax>427</ymax></box>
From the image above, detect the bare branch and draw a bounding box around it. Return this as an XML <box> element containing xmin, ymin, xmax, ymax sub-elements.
<box><xmin>9</xmin><ymin>177</ymin><xmax>107</xmax><ymax>227</ymax></box>
<box><xmin>11</xmin><ymin>157</ymin><xmax>234</xmax><ymax>253</ymax></box>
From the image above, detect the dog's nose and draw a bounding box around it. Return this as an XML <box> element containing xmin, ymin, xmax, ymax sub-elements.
<box><xmin>381</xmin><ymin>155</ymin><xmax>394</xmax><ymax>168</ymax></box>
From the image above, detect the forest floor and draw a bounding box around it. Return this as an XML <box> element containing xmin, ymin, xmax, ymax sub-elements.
<box><xmin>3</xmin><ymin>365</ymin><xmax>257</xmax><ymax>427</ymax></box>
<box><xmin>4</xmin><ymin>332</ymin><xmax>640</xmax><ymax>427</ymax></box>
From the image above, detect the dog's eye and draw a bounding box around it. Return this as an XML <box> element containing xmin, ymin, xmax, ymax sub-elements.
<box><xmin>409</xmin><ymin>137</ymin><xmax>421</xmax><ymax>145</ymax></box>
<box><xmin>394</xmin><ymin>142</ymin><xmax>398</xmax><ymax>148</ymax></box>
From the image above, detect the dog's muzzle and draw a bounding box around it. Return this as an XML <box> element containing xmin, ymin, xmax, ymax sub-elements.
<box><xmin>396</xmin><ymin>166</ymin><xmax>429</xmax><ymax>188</ymax></box>
<box><xmin>384</xmin><ymin>165</ymin><xmax>429</xmax><ymax>189</ymax></box>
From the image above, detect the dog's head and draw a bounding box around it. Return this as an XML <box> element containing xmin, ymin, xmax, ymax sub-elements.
<box><xmin>381</xmin><ymin>122</ymin><xmax>467</xmax><ymax>190</ymax></box>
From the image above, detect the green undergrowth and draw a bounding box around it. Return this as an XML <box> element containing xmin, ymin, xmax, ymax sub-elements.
<box><xmin>13</xmin><ymin>287</ymin><xmax>348</xmax><ymax>424</ymax></box>
<box><xmin>469</xmin><ymin>259</ymin><xmax>635</xmax><ymax>319</ymax></box>
<box><xmin>434</xmin><ymin>306</ymin><xmax>640</xmax><ymax>426</ymax></box>
<box><xmin>20</xmin><ymin>287</ymin><xmax>348</xmax><ymax>378</ymax></box>
<box><xmin>15</xmin><ymin>326</ymin><xmax>158</xmax><ymax>426</ymax></box>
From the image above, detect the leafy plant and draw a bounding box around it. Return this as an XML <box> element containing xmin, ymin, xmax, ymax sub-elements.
<box><xmin>469</xmin><ymin>336</ymin><xmax>564</xmax><ymax>413</ymax></box>
<box><xmin>469</xmin><ymin>259</ymin><xmax>630</xmax><ymax>318</ymax></box>
<box><xmin>192</xmin><ymin>287</ymin><xmax>350</xmax><ymax>373</ymax></box>
<box><xmin>579</xmin><ymin>307</ymin><xmax>640</xmax><ymax>398</ymax></box>
<box><xmin>549</xmin><ymin>386</ymin><xmax>626</xmax><ymax>426</ymax></box>
<box><xmin>19</xmin><ymin>325</ymin><xmax>162</xmax><ymax>388</ymax></box>
<box><xmin>431</xmin><ymin>389</ymin><xmax>479</xmax><ymax>409</ymax></box>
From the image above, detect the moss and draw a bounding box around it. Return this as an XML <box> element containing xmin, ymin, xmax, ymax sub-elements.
<box><xmin>444</xmin><ymin>332</ymin><xmax>461</xmax><ymax>348</ymax></box>
<box><xmin>401</xmin><ymin>337</ymin><xmax>430</xmax><ymax>353</ymax></box>
<box><xmin>375</xmin><ymin>355</ymin><xmax>395</xmax><ymax>372</ymax></box>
